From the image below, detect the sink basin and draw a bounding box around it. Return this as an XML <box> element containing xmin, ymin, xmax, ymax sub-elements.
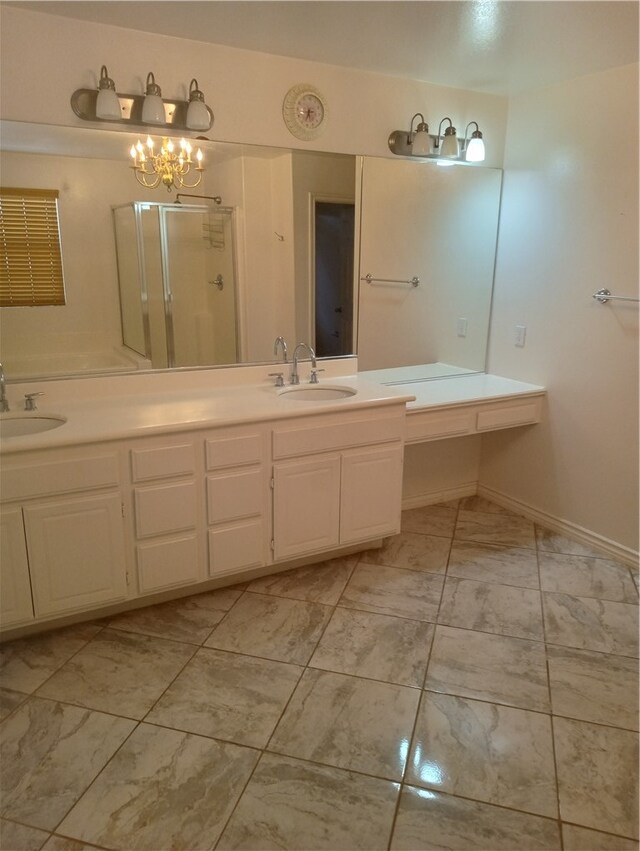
<box><xmin>0</xmin><ymin>413</ymin><xmax>67</xmax><ymax>438</ymax></box>
<box><xmin>278</xmin><ymin>385</ymin><xmax>357</xmax><ymax>401</ymax></box>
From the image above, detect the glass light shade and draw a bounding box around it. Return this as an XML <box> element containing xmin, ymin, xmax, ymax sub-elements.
<box><xmin>465</xmin><ymin>136</ymin><xmax>485</xmax><ymax>162</ymax></box>
<box><xmin>96</xmin><ymin>88</ymin><xmax>121</xmax><ymax>120</ymax></box>
<box><xmin>411</xmin><ymin>128</ymin><xmax>431</xmax><ymax>156</ymax></box>
<box><xmin>142</xmin><ymin>73</ymin><xmax>165</xmax><ymax>125</ymax></box>
<box><xmin>186</xmin><ymin>99</ymin><xmax>210</xmax><ymax>131</ymax></box>
<box><xmin>142</xmin><ymin>93</ymin><xmax>165</xmax><ymax>124</ymax></box>
<box><xmin>95</xmin><ymin>66</ymin><xmax>121</xmax><ymax>120</ymax></box>
<box><xmin>440</xmin><ymin>132</ymin><xmax>459</xmax><ymax>158</ymax></box>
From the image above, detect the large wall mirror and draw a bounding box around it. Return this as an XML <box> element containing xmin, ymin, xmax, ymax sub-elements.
<box><xmin>0</xmin><ymin>120</ymin><xmax>502</xmax><ymax>384</ymax></box>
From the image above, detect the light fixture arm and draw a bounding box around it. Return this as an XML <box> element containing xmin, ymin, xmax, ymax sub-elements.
<box><xmin>98</xmin><ymin>65</ymin><xmax>116</xmax><ymax>93</ymax></box>
<box><xmin>408</xmin><ymin>112</ymin><xmax>428</xmax><ymax>143</ymax></box>
<box><xmin>435</xmin><ymin>116</ymin><xmax>454</xmax><ymax>151</ymax></box>
<box><xmin>462</xmin><ymin>121</ymin><xmax>480</xmax><ymax>150</ymax></box>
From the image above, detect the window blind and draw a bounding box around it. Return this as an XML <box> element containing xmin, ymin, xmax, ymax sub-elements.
<box><xmin>0</xmin><ymin>187</ymin><xmax>66</xmax><ymax>307</ymax></box>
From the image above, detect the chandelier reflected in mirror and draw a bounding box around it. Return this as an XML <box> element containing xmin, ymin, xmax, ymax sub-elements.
<box><xmin>129</xmin><ymin>136</ymin><xmax>204</xmax><ymax>191</ymax></box>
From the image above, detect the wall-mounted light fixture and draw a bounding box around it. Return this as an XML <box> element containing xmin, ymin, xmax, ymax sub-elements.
<box><xmin>95</xmin><ymin>66</ymin><xmax>121</xmax><ymax>120</ymax></box>
<box><xmin>71</xmin><ymin>66</ymin><xmax>214</xmax><ymax>133</ymax></box>
<box><xmin>141</xmin><ymin>72</ymin><xmax>165</xmax><ymax>125</ymax></box>
<box><xmin>462</xmin><ymin>121</ymin><xmax>485</xmax><ymax>162</ymax></box>
<box><xmin>388</xmin><ymin>113</ymin><xmax>485</xmax><ymax>163</ymax></box>
<box><xmin>186</xmin><ymin>79</ymin><xmax>211</xmax><ymax>131</ymax></box>
<box><xmin>434</xmin><ymin>117</ymin><xmax>459</xmax><ymax>158</ymax></box>
<box><xmin>130</xmin><ymin>136</ymin><xmax>205</xmax><ymax>191</ymax></box>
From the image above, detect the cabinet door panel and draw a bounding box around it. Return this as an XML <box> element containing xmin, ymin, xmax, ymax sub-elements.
<box><xmin>208</xmin><ymin>519</ymin><xmax>266</xmax><ymax>575</ymax></box>
<box><xmin>273</xmin><ymin>456</ymin><xmax>340</xmax><ymax>561</ymax></box>
<box><xmin>0</xmin><ymin>507</ymin><xmax>34</xmax><ymax>627</ymax></box>
<box><xmin>24</xmin><ymin>494</ymin><xmax>127</xmax><ymax>616</ymax></box>
<box><xmin>340</xmin><ymin>444</ymin><xmax>404</xmax><ymax>543</ymax></box>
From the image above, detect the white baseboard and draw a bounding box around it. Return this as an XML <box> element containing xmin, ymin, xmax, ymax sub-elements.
<box><xmin>477</xmin><ymin>484</ymin><xmax>639</xmax><ymax>568</ymax></box>
<box><xmin>402</xmin><ymin>482</ymin><xmax>477</xmax><ymax>511</ymax></box>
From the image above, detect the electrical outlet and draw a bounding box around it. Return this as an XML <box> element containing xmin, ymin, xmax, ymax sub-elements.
<box><xmin>514</xmin><ymin>324</ymin><xmax>527</xmax><ymax>347</ymax></box>
<box><xmin>456</xmin><ymin>317</ymin><xmax>468</xmax><ymax>337</ymax></box>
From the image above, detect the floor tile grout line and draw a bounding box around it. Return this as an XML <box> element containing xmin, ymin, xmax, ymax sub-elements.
<box><xmin>2</xmin><ymin>500</ymin><xmax>637</xmax><ymax>847</ymax></box>
<box><xmin>46</xmin><ymin>714</ymin><xmax>143</xmax><ymax>841</ymax></box>
<box><xmin>536</xmin><ymin>539</ymin><xmax>565</xmax><ymax>849</ymax></box>
<box><xmin>5</xmin><ymin>623</ymin><xmax>108</xmax><ymax>701</ymax></box>
<box><xmin>384</xmin><ymin>508</ymin><xmax>459</xmax><ymax>849</ymax></box>
<box><xmin>35</xmin><ymin>625</ymin><xmax>202</xmax><ymax>844</ymax></box>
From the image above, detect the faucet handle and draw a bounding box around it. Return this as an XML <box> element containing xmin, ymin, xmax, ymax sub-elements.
<box><xmin>268</xmin><ymin>372</ymin><xmax>285</xmax><ymax>388</ymax></box>
<box><xmin>24</xmin><ymin>392</ymin><xmax>44</xmax><ymax>411</ymax></box>
<box><xmin>309</xmin><ymin>368</ymin><xmax>325</xmax><ymax>384</ymax></box>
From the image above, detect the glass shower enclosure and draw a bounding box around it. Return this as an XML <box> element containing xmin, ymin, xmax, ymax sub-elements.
<box><xmin>113</xmin><ymin>202</ymin><xmax>238</xmax><ymax>369</ymax></box>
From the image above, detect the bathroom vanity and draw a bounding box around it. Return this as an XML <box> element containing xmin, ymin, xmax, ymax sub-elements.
<box><xmin>0</xmin><ymin>369</ymin><xmax>413</xmax><ymax>636</ymax></box>
<box><xmin>0</xmin><ymin>364</ymin><xmax>545</xmax><ymax>639</ymax></box>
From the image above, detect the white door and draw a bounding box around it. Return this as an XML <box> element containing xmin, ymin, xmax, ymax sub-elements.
<box><xmin>273</xmin><ymin>455</ymin><xmax>340</xmax><ymax>560</ymax></box>
<box><xmin>24</xmin><ymin>493</ymin><xmax>128</xmax><ymax>616</ymax></box>
<box><xmin>340</xmin><ymin>444</ymin><xmax>404</xmax><ymax>544</ymax></box>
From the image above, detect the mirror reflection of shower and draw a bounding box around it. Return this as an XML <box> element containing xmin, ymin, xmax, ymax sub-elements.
<box><xmin>113</xmin><ymin>201</ymin><xmax>238</xmax><ymax>369</ymax></box>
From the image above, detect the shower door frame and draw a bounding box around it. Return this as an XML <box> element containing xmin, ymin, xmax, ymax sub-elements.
<box><xmin>114</xmin><ymin>201</ymin><xmax>239</xmax><ymax>370</ymax></box>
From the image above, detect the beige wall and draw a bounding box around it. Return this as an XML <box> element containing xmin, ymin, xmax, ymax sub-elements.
<box><xmin>0</xmin><ymin>6</ymin><xmax>507</xmax><ymax>165</ymax></box>
<box><xmin>482</xmin><ymin>63</ymin><xmax>639</xmax><ymax>551</ymax></box>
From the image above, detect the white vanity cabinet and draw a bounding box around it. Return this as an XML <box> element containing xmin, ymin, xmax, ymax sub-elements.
<box><xmin>129</xmin><ymin>436</ymin><xmax>203</xmax><ymax>594</ymax></box>
<box><xmin>0</xmin><ymin>394</ymin><xmax>408</xmax><ymax>636</ymax></box>
<box><xmin>0</xmin><ymin>449</ymin><xmax>128</xmax><ymax>624</ymax></box>
<box><xmin>205</xmin><ymin>425</ymin><xmax>270</xmax><ymax>576</ymax></box>
<box><xmin>272</xmin><ymin>405</ymin><xmax>405</xmax><ymax>561</ymax></box>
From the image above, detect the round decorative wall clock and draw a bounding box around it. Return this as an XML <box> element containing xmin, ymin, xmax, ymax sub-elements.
<box><xmin>282</xmin><ymin>84</ymin><xmax>327</xmax><ymax>140</ymax></box>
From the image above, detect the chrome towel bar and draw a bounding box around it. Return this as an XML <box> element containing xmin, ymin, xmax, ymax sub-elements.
<box><xmin>593</xmin><ymin>288</ymin><xmax>639</xmax><ymax>304</ymax></box>
<box><xmin>361</xmin><ymin>273</ymin><xmax>420</xmax><ymax>288</ymax></box>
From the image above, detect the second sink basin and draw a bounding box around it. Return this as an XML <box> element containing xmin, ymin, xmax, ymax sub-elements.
<box><xmin>0</xmin><ymin>413</ymin><xmax>67</xmax><ymax>438</ymax></box>
<box><xmin>278</xmin><ymin>385</ymin><xmax>357</xmax><ymax>401</ymax></box>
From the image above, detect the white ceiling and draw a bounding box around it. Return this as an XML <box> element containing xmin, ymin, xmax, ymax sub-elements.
<box><xmin>9</xmin><ymin>0</ymin><xmax>640</xmax><ymax>95</ymax></box>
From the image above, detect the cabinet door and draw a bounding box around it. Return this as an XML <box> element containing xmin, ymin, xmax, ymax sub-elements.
<box><xmin>273</xmin><ymin>455</ymin><xmax>340</xmax><ymax>561</ymax></box>
<box><xmin>24</xmin><ymin>494</ymin><xmax>128</xmax><ymax>617</ymax></box>
<box><xmin>0</xmin><ymin>507</ymin><xmax>34</xmax><ymax>627</ymax></box>
<box><xmin>340</xmin><ymin>444</ymin><xmax>404</xmax><ymax>544</ymax></box>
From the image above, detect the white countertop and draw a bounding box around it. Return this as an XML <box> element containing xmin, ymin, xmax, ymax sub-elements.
<box><xmin>0</xmin><ymin>363</ymin><xmax>546</xmax><ymax>455</ymax></box>
<box><xmin>0</xmin><ymin>374</ymin><xmax>415</xmax><ymax>454</ymax></box>
<box><xmin>403</xmin><ymin>373</ymin><xmax>545</xmax><ymax>411</ymax></box>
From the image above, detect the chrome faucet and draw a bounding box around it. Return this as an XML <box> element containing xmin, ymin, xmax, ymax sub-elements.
<box><xmin>0</xmin><ymin>363</ymin><xmax>8</xmax><ymax>412</ymax></box>
<box><xmin>273</xmin><ymin>336</ymin><xmax>288</xmax><ymax>363</ymax></box>
<box><xmin>290</xmin><ymin>342</ymin><xmax>317</xmax><ymax>385</ymax></box>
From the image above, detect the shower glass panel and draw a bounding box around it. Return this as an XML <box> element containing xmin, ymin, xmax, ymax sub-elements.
<box><xmin>113</xmin><ymin>202</ymin><xmax>238</xmax><ymax>369</ymax></box>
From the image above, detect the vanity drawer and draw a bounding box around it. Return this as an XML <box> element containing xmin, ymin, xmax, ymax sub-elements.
<box><xmin>131</xmin><ymin>443</ymin><xmax>195</xmax><ymax>482</ymax></box>
<box><xmin>208</xmin><ymin>519</ymin><xmax>265</xmax><ymax>575</ymax></box>
<box><xmin>476</xmin><ymin>399</ymin><xmax>542</xmax><ymax>431</ymax></box>
<box><xmin>406</xmin><ymin>410</ymin><xmax>475</xmax><ymax>443</ymax></box>
<box><xmin>205</xmin><ymin>432</ymin><xmax>264</xmax><ymax>470</ymax></box>
<box><xmin>134</xmin><ymin>481</ymin><xmax>197</xmax><ymax>538</ymax></box>
<box><xmin>1</xmin><ymin>453</ymin><xmax>120</xmax><ymax>502</ymax></box>
<box><xmin>273</xmin><ymin>408</ymin><xmax>405</xmax><ymax>459</ymax></box>
<box><xmin>207</xmin><ymin>469</ymin><xmax>263</xmax><ymax>524</ymax></box>
<box><xmin>137</xmin><ymin>535</ymin><xmax>200</xmax><ymax>593</ymax></box>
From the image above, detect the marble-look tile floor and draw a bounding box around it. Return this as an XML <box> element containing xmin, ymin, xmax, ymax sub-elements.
<box><xmin>1</xmin><ymin>498</ymin><xmax>638</xmax><ymax>851</ymax></box>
